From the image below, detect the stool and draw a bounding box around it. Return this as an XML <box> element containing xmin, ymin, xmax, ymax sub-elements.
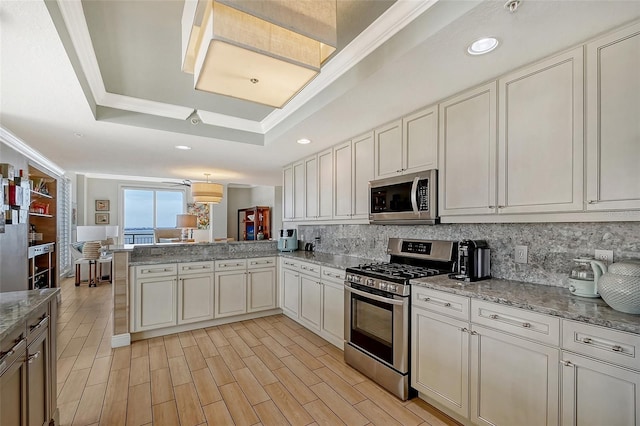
<box><xmin>97</xmin><ymin>256</ymin><xmax>113</xmax><ymax>283</ymax></box>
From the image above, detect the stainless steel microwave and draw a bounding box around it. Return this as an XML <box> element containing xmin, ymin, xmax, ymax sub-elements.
<box><xmin>369</xmin><ymin>170</ymin><xmax>438</xmax><ymax>225</ymax></box>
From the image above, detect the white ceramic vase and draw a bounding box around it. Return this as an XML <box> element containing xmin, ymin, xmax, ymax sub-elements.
<box><xmin>593</xmin><ymin>261</ymin><xmax>640</xmax><ymax>314</ymax></box>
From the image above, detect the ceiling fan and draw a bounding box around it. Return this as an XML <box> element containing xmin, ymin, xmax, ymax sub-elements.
<box><xmin>162</xmin><ymin>179</ymin><xmax>192</xmax><ymax>187</ymax></box>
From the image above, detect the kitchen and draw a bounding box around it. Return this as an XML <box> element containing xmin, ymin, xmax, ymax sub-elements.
<box><xmin>2</xmin><ymin>0</ymin><xmax>640</xmax><ymax>425</ymax></box>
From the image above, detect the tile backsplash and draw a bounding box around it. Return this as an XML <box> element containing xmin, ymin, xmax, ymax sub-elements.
<box><xmin>298</xmin><ymin>222</ymin><xmax>640</xmax><ymax>287</ymax></box>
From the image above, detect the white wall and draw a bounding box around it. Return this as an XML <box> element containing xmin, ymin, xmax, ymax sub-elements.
<box><xmin>226</xmin><ymin>187</ymin><xmax>252</xmax><ymax>239</ymax></box>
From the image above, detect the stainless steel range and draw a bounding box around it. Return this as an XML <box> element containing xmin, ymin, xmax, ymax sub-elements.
<box><xmin>344</xmin><ymin>238</ymin><xmax>457</xmax><ymax>400</ymax></box>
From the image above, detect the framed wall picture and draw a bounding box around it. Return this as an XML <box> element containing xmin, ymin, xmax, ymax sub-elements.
<box><xmin>95</xmin><ymin>199</ymin><xmax>110</xmax><ymax>211</ymax></box>
<box><xmin>95</xmin><ymin>213</ymin><xmax>110</xmax><ymax>224</ymax></box>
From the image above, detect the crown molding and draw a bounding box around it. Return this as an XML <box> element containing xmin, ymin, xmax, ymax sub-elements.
<box><xmin>55</xmin><ymin>0</ymin><xmax>435</xmax><ymax>137</ymax></box>
<box><xmin>0</xmin><ymin>127</ymin><xmax>65</xmax><ymax>177</ymax></box>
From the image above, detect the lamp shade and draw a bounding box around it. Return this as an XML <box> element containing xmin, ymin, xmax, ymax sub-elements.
<box><xmin>176</xmin><ymin>214</ymin><xmax>198</xmax><ymax>229</ymax></box>
<box><xmin>182</xmin><ymin>0</ymin><xmax>336</xmax><ymax>108</ymax></box>
<box><xmin>191</xmin><ymin>182</ymin><xmax>223</xmax><ymax>203</ymax></box>
<box><xmin>77</xmin><ymin>225</ymin><xmax>107</xmax><ymax>242</ymax></box>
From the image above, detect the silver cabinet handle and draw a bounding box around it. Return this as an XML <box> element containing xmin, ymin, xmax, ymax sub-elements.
<box><xmin>144</xmin><ymin>267</ymin><xmax>174</xmax><ymax>273</ymax></box>
<box><xmin>27</xmin><ymin>351</ymin><xmax>40</xmax><ymax>364</ymax></box>
<box><xmin>444</xmin><ymin>302</ymin><xmax>451</xmax><ymax>307</ymax></box>
<box><xmin>30</xmin><ymin>315</ymin><xmax>49</xmax><ymax>332</ymax></box>
<box><xmin>588</xmin><ymin>200</ymin><xmax>597</xmax><ymax>204</ymax></box>
<box><xmin>489</xmin><ymin>314</ymin><xmax>499</xmax><ymax>320</ymax></box>
<box><xmin>461</xmin><ymin>327</ymin><xmax>468</xmax><ymax>333</ymax></box>
<box><xmin>469</xmin><ymin>330</ymin><xmax>478</xmax><ymax>336</ymax></box>
<box><xmin>488</xmin><ymin>205</ymin><xmax>496</xmax><ymax>209</ymax></box>
<box><xmin>0</xmin><ymin>338</ymin><xmax>26</xmax><ymax>362</ymax></box>
<box><xmin>612</xmin><ymin>345</ymin><xmax>623</xmax><ymax>352</ymax></box>
<box><xmin>522</xmin><ymin>322</ymin><xmax>531</xmax><ymax>328</ymax></box>
<box><xmin>582</xmin><ymin>337</ymin><xmax>592</xmax><ymax>344</ymax></box>
<box><xmin>419</xmin><ymin>296</ymin><xmax>430</xmax><ymax>302</ymax></box>
<box><xmin>561</xmin><ymin>360</ymin><xmax>573</xmax><ymax>367</ymax></box>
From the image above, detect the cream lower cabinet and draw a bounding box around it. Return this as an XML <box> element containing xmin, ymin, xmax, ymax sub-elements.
<box><xmin>247</xmin><ymin>259</ymin><xmax>277</xmax><ymax>312</ymax></box>
<box><xmin>132</xmin><ymin>265</ymin><xmax>178</xmax><ymax>332</ymax></box>
<box><xmin>281</xmin><ymin>259</ymin><xmax>301</xmax><ymax>317</ymax></box>
<box><xmin>214</xmin><ymin>270</ymin><xmax>247</xmax><ymax>318</ymax></box>
<box><xmin>560</xmin><ymin>320</ymin><xmax>640</xmax><ymax>426</ymax></box>
<box><xmin>320</xmin><ymin>266</ymin><xmax>345</xmax><ymax>348</ymax></box>
<box><xmin>300</xmin><ymin>275</ymin><xmax>322</xmax><ymax>331</ymax></box>
<box><xmin>177</xmin><ymin>261</ymin><xmax>214</xmax><ymax>325</ymax></box>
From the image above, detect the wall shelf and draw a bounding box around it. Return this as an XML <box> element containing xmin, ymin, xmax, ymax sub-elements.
<box><xmin>238</xmin><ymin>206</ymin><xmax>271</xmax><ymax>241</ymax></box>
<box><xmin>29</xmin><ymin>213</ymin><xmax>53</xmax><ymax>218</ymax></box>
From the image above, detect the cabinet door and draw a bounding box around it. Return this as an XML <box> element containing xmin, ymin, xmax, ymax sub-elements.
<box><xmin>586</xmin><ymin>22</ymin><xmax>640</xmax><ymax>211</ymax></box>
<box><xmin>321</xmin><ymin>280</ymin><xmax>344</xmax><ymax>348</ymax></box>
<box><xmin>305</xmin><ymin>155</ymin><xmax>318</xmax><ymax>220</ymax></box>
<box><xmin>352</xmin><ymin>132</ymin><xmax>374</xmax><ymax>219</ymax></box>
<box><xmin>498</xmin><ymin>48</ymin><xmax>584</xmax><ymax>213</ymax></box>
<box><xmin>282</xmin><ymin>268</ymin><xmax>300</xmax><ymax>317</ymax></box>
<box><xmin>318</xmin><ymin>148</ymin><xmax>333</xmax><ymax>220</ymax></box>
<box><xmin>470</xmin><ymin>325</ymin><xmax>559</xmax><ymax>426</ymax></box>
<box><xmin>334</xmin><ymin>140</ymin><xmax>353</xmax><ymax>219</ymax></box>
<box><xmin>135</xmin><ymin>276</ymin><xmax>177</xmax><ymax>331</ymax></box>
<box><xmin>439</xmin><ymin>82</ymin><xmax>497</xmax><ymax>216</ymax></box>
<box><xmin>300</xmin><ymin>275</ymin><xmax>321</xmax><ymax>331</ymax></box>
<box><xmin>0</xmin><ymin>355</ymin><xmax>27</xmax><ymax>426</ymax></box>
<box><xmin>248</xmin><ymin>267</ymin><xmax>276</xmax><ymax>312</ymax></box>
<box><xmin>214</xmin><ymin>271</ymin><xmax>247</xmax><ymax>318</ymax></box>
<box><xmin>374</xmin><ymin>119</ymin><xmax>403</xmax><ymax>179</ymax></box>
<box><xmin>293</xmin><ymin>161</ymin><xmax>305</xmax><ymax>219</ymax></box>
<box><xmin>283</xmin><ymin>165</ymin><xmax>294</xmax><ymax>219</ymax></box>
<box><xmin>178</xmin><ymin>273</ymin><xmax>214</xmax><ymax>324</ymax></box>
<box><xmin>412</xmin><ymin>306</ymin><xmax>469</xmax><ymax>418</ymax></box>
<box><xmin>27</xmin><ymin>330</ymin><xmax>49</xmax><ymax>426</ymax></box>
<box><xmin>561</xmin><ymin>351</ymin><xmax>640</xmax><ymax>426</ymax></box>
<box><xmin>403</xmin><ymin>105</ymin><xmax>438</xmax><ymax>174</ymax></box>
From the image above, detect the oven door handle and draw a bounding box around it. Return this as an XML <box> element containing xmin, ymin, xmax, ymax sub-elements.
<box><xmin>345</xmin><ymin>285</ymin><xmax>406</xmax><ymax>306</ymax></box>
<box><xmin>410</xmin><ymin>176</ymin><xmax>420</xmax><ymax>215</ymax></box>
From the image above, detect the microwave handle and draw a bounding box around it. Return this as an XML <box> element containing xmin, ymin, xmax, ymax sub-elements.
<box><xmin>410</xmin><ymin>176</ymin><xmax>420</xmax><ymax>214</ymax></box>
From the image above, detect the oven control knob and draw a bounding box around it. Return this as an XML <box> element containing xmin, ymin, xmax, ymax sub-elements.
<box><xmin>366</xmin><ymin>278</ymin><xmax>374</xmax><ymax>286</ymax></box>
<box><xmin>355</xmin><ymin>276</ymin><xmax>362</xmax><ymax>283</ymax></box>
<box><xmin>379</xmin><ymin>282</ymin><xmax>387</xmax><ymax>290</ymax></box>
<box><xmin>387</xmin><ymin>284</ymin><xmax>397</xmax><ymax>293</ymax></box>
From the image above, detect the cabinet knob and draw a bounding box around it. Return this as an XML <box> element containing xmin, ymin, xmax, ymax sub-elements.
<box><xmin>444</xmin><ymin>302</ymin><xmax>451</xmax><ymax>307</ymax></box>
<box><xmin>612</xmin><ymin>345</ymin><xmax>623</xmax><ymax>352</ymax></box>
<box><xmin>522</xmin><ymin>322</ymin><xmax>531</xmax><ymax>328</ymax></box>
<box><xmin>588</xmin><ymin>200</ymin><xmax>597</xmax><ymax>204</ymax></box>
<box><xmin>489</xmin><ymin>314</ymin><xmax>499</xmax><ymax>320</ymax></box>
<box><xmin>561</xmin><ymin>360</ymin><xmax>573</xmax><ymax>367</ymax></box>
<box><xmin>582</xmin><ymin>337</ymin><xmax>592</xmax><ymax>344</ymax></box>
<box><xmin>461</xmin><ymin>327</ymin><xmax>468</xmax><ymax>333</ymax></box>
<box><xmin>469</xmin><ymin>330</ymin><xmax>478</xmax><ymax>336</ymax></box>
<box><xmin>27</xmin><ymin>351</ymin><xmax>41</xmax><ymax>364</ymax></box>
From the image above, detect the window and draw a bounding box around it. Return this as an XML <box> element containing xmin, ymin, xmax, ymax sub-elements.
<box><xmin>122</xmin><ymin>188</ymin><xmax>185</xmax><ymax>244</ymax></box>
<box><xmin>58</xmin><ymin>177</ymin><xmax>72</xmax><ymax>276</ymax></box>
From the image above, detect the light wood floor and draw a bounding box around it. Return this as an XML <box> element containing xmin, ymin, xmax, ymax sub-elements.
<box><xmin>56</xmin><ymin>277</ymin><xmax>459</xmax><ymax>426</ymax></box>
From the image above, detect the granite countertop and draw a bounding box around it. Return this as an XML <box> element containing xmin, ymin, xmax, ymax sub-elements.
<box><xmin>279</xmin><ymin>251</ymin><xmax>374</xmax><ymax>270</ymax></box>
<box><xmin>111</xmin><ymin>240</ymin><xmax>277</xmax><ymax>253</ymax></box>
<box><xmin>0</xmin><ymin>288</ymin><xmax>60</xmax><ymax>341</ymax></box>
<box><xmin>411</xmin><ymin>275</ymin><xmax>640</xmax><ymax>335</ymax></box>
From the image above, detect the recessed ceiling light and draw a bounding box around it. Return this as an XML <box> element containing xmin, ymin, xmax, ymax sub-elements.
<box><xmin>467</xmin><ymin>37</ymin><xmax>499</xmax><ymax>55</ymax></box>
<box><xmin>297</xmin><ymin>138</ymin><xmax>311</xmax><ymax>145</ymax></box>
<box><xmin>74</xmin><ymin>132</ymin><xmax>83</xmax><ymax>138</ymax></box>
<box><xmin>175</xmin><ymin>145</ymin><xmax>192</xmax><ymax>150</ymax></box>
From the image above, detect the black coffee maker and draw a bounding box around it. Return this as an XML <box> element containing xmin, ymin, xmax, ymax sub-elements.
<box><xmin>450</xmin><ymin>240</ymin><xmax>491</xmax><ymax>282</ymax></box>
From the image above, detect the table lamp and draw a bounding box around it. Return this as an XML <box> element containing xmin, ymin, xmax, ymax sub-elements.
<box><xmin>176</xmin><ymin>214</ymin><xmax>197</xmax><ymax>241</ymax></box>
<box><xmin>104</xmin><ymin>226</ymin><xmax>119</xmax><ymax>249</ymax></box>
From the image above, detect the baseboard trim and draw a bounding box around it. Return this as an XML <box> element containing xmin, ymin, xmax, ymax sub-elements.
<box><xmin>111</xmin><ymin>333</ymin><xmax>131</xmax><ymax>348</ymax></box>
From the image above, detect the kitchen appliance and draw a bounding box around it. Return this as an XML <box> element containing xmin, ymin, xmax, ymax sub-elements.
<box><xmin>277</xmin><ymin>229</ymin><xmax>298</xmax><ymax>252</ymax></box>
<box><xmin>344</xmin><ymin>238</ymin><xmax>457</xmax><ymax>400</ymax></box>
<box><xmin>449</xmin><ymin>239</ymin><xmax>490</xmax><ymax>282</ymax></box>
<box><xmin>592</xmin><ymin>260</ymin><xmax>640</xmax><ymax>314</ymax></box>
<box><xmin>369</xmin><ymin>170</ymin><xmax>438</xmax><ymax>225</ymax></box>
<box><xmin>567</xmin><ymin>258</ymin><xmax>601</xmax><ymax>298</ymax></box>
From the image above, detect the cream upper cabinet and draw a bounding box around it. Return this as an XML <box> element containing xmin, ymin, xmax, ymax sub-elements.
<box><xmin>304</xmin><ymin>155</ymin><xmax>318</xmax><ymax>220</ymax></box>
<box><xmin>352</xmin><ymin>132</ymin><xmax>374</xmax><ymax>219</ymax></box>
<box><xmin>374</xmin><ymin>119</ymin><xmax>403</xmax><ymax>179</ymax></box>
<box><xmin>333</xmin><ymin>140</ymin><xmax>353</xmax><ymax>219</ymax></box>
<box><xmin>498</xmin><ymin>47</ymin><xmax>584</xmax><ymax>213</ymax></box>
<box><xmin>292</xmin><ymin>161</ymin><xmax>305</xmax><ymax>220</ymax></box>
<box><xmin>586</xmin><ymin>22</ymin><xmax>640</xmax><ymax>211</ymax></box>
<box><xmin>439</xmin><ymin>82</ymin><xmax>498</xmax><ymax>216</ymax></box>
<box><xmin>318</xmin><ymin>148</ymin><xmax>333</xmax><ymax>220</ymax></box>
<box><xmin>403</xmin><ymin>105</ymin><xmax>438</xmax><ymax>173</ymax></box>
<box><xmin>283</xmin><ymin>165</ymin><xmax>294</xmax><ymax>220</ymax></box>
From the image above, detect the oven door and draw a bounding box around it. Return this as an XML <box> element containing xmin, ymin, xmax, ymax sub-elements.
<box><xmin>344</xmin><ymin>283</ymin><xmax>409</xmax><ymax>373</ymax></box>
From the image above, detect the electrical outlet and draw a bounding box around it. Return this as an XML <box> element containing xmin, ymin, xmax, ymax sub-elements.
<box><xmin>515</xmin><ymin>245</ymin><xmax>528</xmax><ymax>264</ymax></box>
<box><xmin>595</xmin><ymin>249</ymin><xmax>614</xmax><ymax>264</ymax></box>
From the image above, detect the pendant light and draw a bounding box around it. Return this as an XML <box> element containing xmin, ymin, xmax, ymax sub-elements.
<box><xmin>191</xmin><ymin>173</ymin><xmax>223</xmax><ymax>204</ymax></box>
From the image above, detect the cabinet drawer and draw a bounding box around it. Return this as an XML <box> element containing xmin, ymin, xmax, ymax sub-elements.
<box><xmin>471</xmin><ymin>300</ymin><xmax>560</xmax><ymax>346</ymax></box>
<box><xmin>299</xmin><ymin>261</ymin><xmax>321</xmax><ymax>278</ymax></box>
<box><xmin>178</xmin><ymin>261</ymin><xmax>214</xmax><ymax>275</ymax></box>
<box><xmin>562</xmin><ymin>320</ymin><xmax>640</xmax><ymax>371</ymax></box>
<box><xmin>412</xmin><ymin>287</ymin><xmax>470</xmax><ymax>321</ymax></box>
<box><xmin>215</xmin><ymin>259</ymin><xmax>247</xmax><ymax>271</ymax></box>
<box><xmin>321</xmin><ymin>266</ymin><xmax>345</xmax><ymax>285</ymax></box>
<box><xmin>248</xmin><ymin>257</ymin><xmax>276</xmax><ymax>270</ymax></box>
<box><xmin>26</xmin><ymin>303</ymin><xmax>49</xmax><ymax>344</ymax></box>
<box><xmin>135</xmin><ymin>264</ymin><xmax>177</xmax><ymax>278</ymax></box>
<box><xmin>281</xmin><ymin>258</ymin><xmax>301</xmax><ymax>270</ymax></box>
<box><xmin>0</xmin><ymin>325</ymin><xmax>26</xmax><ymax>375</ymax></box>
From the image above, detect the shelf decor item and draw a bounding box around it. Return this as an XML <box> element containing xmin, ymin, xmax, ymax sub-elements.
<box><xmin>95</xmin><ymin>213</ymin><xmax>110</xmax><ymax>224</ymax></box>
<box><xmin>95</xmin><ymin>199</ymin><xmax>110</xmax><ymax>211</ymax></box>
<box><xmin>593</xmin><ymin>260</ymin><xmax>640</xmax><ymax>314</ymax></box>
